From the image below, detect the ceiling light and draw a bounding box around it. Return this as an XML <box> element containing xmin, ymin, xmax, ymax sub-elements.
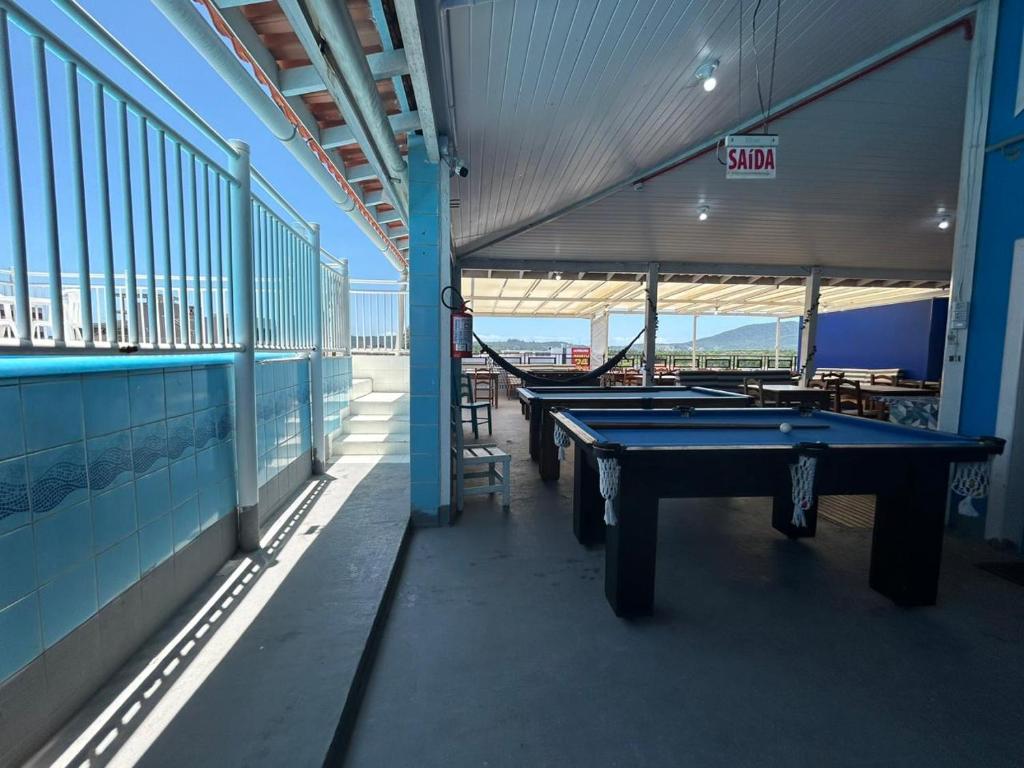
<box><xmin>698</xmin><ymin>206</ymin><xmax>710</xmax><ymax>221</ymax></box>
<box><xmin>938</xmin><ymin>216</ymin><xmax>951</xmax><ymax>231</ymax></box>
<box><xmin>695</xmin><ymin>60</ymin><xmax>719</xmax><ymax>92</ymax></box>
<box><xmin>553</xmin><ymin>272</ymin><xmax>563</xmax><ymax>281</ymax></box>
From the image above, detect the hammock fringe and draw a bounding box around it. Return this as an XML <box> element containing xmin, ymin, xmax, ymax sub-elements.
<box><xmin>472</xmin><ymin>328</ymin><xmax>646</xmax><ymax>388</ymax></box>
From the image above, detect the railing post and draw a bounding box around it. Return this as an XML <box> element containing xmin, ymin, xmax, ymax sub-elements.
<box><xmin>309</xmin><ymin>223</ymin><xmax>326</xmax><ymax>474</ymax></box>
<box><xmin>396</xmin><ymin>266</ymin><xmax>408</xmax><ymax>353</ymax></box>
<box><xmin>229</xmin><ymin>140</ymin><xmax>259</xmax><ymax>551</ymax></box>
<box><xmin>340</xmin><ymin>258</ymin><xmax>351</xmax><ymax>354</ymax></box>
<box><xmin>0</xmin><ymin>11</ymin><xmax>30</xmax><ymax>345</ymax></box>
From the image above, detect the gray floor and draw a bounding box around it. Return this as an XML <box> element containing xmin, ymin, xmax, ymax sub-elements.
<box><xmin>346</xmin><ymin>403</ymin><xmax>1024</xmax><ymax>768</ymax></box>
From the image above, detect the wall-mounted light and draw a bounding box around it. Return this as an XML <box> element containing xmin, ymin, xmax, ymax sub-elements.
<box><xmin>698</xmin><ymin>206</ymin><xmax>710</xmax><ymax>221</ymax></box>
<box><xmin>695</xmin><ymin>60</ymin><xmax>719</xmax><ymax>92</ymax></box>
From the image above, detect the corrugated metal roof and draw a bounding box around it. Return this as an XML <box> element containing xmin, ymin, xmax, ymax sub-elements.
<box><xmin>461</xmin><ymin>275</ymin><xmax>948</xmax><ymax>318</ymax></box>
<box><xmin>441</xmin><ymin>0</ymin><xmax>974</xmax><ymax>278</ymax></box>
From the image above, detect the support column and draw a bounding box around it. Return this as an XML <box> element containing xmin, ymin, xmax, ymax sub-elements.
<box><xmin>691</xmin><ymin>315</ymin><xmax>698</xmax><ymax>368</ymax></box>
<box><xmin>643</xmin><ymin>264</ymin><xmax>658</xmax><ymax>386</ymax></box>
<box><xmin>798</xmin><ymin>267</ymin><xmax>821</xmax><ymax>387</ymax></box>
<box><xmin>937</xmin><ymin>0</ymin><xmax>1000</xmax><ymax>432</ymax></box>
<box><xmin>408</xmin><ymin>134</ymin><xmax>451</xmax><ymax>525</ymax></box>
<box><xmin>774</xmin><ymin>317</ymin><xmax>782</xmax><ymax>368</ymax></box>
<box><xmin>589</xmin><ymin>311</ymin><xmax>609</xmax><ymax>368</ymax></box>
<box><xmin>309</xmin><ymin>222</ymin><xmax>325</xmax><ymax>474</ymax></box>
<box><xmin>396</xmin><ymin>265</ymin><xmax>408</xmax><ymax>353</ymax></box>
<box><xmin>228</xmin><ymin>140</ymin><xmax>259</xmax><ymax>550</ymax></box>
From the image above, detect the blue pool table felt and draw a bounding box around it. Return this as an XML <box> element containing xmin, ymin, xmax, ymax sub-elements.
<box><xmin>522</xmin><ymin>387</ymin><xmax>746</xmax><ymax>400</ymax></box>
<box><xmin>560</xmin><ymin>408</ymin><xmax>983</xmax><ymax>448</ymax></box>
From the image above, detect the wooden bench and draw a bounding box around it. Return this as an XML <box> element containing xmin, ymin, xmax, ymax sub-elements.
<box><xmin>676</xmin><ymin>368</ymin><xmax>796</xmax><ymax>393</ymax></box>
<box><xmin>816</xmin><ymin>367</ymin><xmax>902</xmax><ymax>384</ymax></box>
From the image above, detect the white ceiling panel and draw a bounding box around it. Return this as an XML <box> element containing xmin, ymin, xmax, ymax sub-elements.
<box><xmin>459</xmin><ymin>27</ymin><xmax>971</xmax><ymax>275</ymax></box>
<box><xmin>437</xmin><ymin>0</ymin><xmax>975</xmax><ymax>263</ymax></box>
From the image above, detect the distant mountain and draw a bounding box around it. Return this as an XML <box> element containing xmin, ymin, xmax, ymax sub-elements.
<box><xmin>480</xmin><ymin>321</ymin><xmax>799</xmax><ymax>353</ymax></box>
<box><xmin>662</xmin><ymin>320</ymin><xmax>799</xmax><ymax>352</ymax></box>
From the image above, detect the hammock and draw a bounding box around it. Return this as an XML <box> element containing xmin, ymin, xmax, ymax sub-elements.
<box><xmin>473</xmin><ymin>327</ymin><xmax>646</xmax><ymax>387</ymax></box>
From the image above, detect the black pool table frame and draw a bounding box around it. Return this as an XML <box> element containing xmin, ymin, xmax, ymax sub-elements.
<box><xmin>517</xmin><ymin>385</ymin><xmax>752</xmax><ymax>481</ymax></box>
<box><xmin>553</xmin><ymin>407</ymin><xmax>1004</xmax><ymax>618</ymax></box>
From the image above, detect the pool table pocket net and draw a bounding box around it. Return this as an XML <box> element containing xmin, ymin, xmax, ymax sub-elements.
<box><xmin>597</xmin><ymin>457</ymin><xmax>621</xmax><ymax>526</ymax></box>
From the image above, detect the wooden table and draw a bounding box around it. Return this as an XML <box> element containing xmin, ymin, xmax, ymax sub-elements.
<box><xmin>759</xmin><ymin>384</ymin><xmax>833</xmax><ymax>409</ymax></box>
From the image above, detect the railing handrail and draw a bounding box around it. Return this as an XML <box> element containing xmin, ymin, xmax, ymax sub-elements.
<box><xmin>3</xmin><ymin>0</ymin><xmax>231</xmax><ymax>180</ymax></box>
<box><xmin>49</xmin><ymin>0</ymin><xmax>313</xmax><ymax>237</ymax></box>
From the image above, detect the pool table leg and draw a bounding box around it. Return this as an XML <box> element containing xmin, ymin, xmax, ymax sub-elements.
<box><xmin>605</xmin><ymin>476</ymin><xmax>658</xmax><ymax>617</ymax></box>
<box><xmin>869</xmin><ymin>459</ymin><xmax>947</xmax><ymax>606</ymax></box>
<box><xmin>771</xmin><ymin>495</ymin><xmax>818</xmax><ymax>539</ymax></box>
<box><xmin>573</xmin><ymin>451</ymin><xmax>605</xmax><ymax>545</ymax></box>
<box><xmin>539</xmin><ymin>411</ymin><xmax>561</xmax><ymax>482</ymax></box>
<box><xmin>528</xmin><ymin>407</ymin><xmax>542</xmax><ymax>461</ymax></box>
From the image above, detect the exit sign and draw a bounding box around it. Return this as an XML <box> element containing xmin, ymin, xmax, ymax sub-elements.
<box><xmin>725</xmin><ymin>135</ymin><xmax>778</xmax><ymax>179</ymax></box>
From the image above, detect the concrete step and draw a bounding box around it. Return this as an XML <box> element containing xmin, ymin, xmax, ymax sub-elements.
<box><xmin>334</xmin><ymin>433</ymin><xmax>409</xmax><ymax>456</ymax></box>
<box><xmin>351</xmin><ymin>392</ymin><xmax>409</xmax><ymax>416</ymax></box>
<box><xmin>351</xmin><ymin>378</ymin><xmax>374</xmax><ymax>399</ymax></box>
<box><xmin>345</xmin><ymin>414</ymin><xmax>410</xmax><ymax>436</ymax></box>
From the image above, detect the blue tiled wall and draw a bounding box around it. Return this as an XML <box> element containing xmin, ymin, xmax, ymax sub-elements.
<box><xmin>0</xmin><ymin>363</ymin><xmax>237</xmax><ymax>683</ymax></box>
<box><xmin>323</xmin><ymin>355</ymin><xmax>352</xmax><ymax>439</ymax></box>
<box><xmin>256</xmin><ymin>358</ymin><xmax>312</xmax><ymax>489</ymax></box>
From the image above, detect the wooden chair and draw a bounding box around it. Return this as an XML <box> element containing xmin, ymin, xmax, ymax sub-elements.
<box><xmin>498</xmin><ymin>368</ymin><xmax>521</xmax><ymax>399</ymax></box>
<box><xmin>451</xmin><ymin>405</ymin><xmax>511</xmax><ymax>513</ymax></box>
<box><xmin>870</xmin><ymin>372</ymin><xmax>899</xmax><ymax>386</ymax></box>
<box><xmin>832</xmin><ymin>380</ymin><xmax>884</xmax><ymax>419</ymax></box>
<box><xmin>743</xmin><ymin>377</ymin><xmax>764</xmax><ymax>406</ymax></box>
<box><xmin>473</xmin><ymin>368</ymin><xmax>498</xmax><ymax>408</ymax></box>
<box><xmin>459</xmin><ymin>376</ymin><xmax>492</xmax><ymax>439</ymax></box>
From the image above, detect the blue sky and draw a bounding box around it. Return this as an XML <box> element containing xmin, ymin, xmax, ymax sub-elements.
<box><xmin>13</xmin><ymin>2</ymin><xmax>786</xmax><ymax>340</ymax></box>
<box><xmin>19</xmin><ymin>0</ymin><xmax>397</xmax><ymax>280</ymax></box>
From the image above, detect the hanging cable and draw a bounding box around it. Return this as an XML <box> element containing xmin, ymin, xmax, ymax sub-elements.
<box><xmin>765</xmin><ymin>0</ymin><xmax>782</xmax><ymax>132</ymax></box>
<box><xmin>752</xmin><ymin>0</ymin><xmax>782</xmax><ymax>134</ymax></box>
<box><xmin>737</xmin><ymin>0</ymin><xmax>743</xmax><ymax>124</ymax></box>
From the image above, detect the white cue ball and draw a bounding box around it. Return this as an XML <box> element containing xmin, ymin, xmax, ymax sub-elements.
<box><xmin>779</xmin><ymin>422</ymin><xmax>793</xmax><ymax>434</ymax></box>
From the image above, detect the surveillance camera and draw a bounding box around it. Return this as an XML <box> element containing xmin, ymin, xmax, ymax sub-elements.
<box><xmin>452</xmin><ymin>161</ymin><xmax>469</xmax><ymax>178</ymax></box>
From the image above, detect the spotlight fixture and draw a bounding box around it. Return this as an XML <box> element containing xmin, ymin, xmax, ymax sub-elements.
<box><xmin>695</xmin><ymin>60</ymin><xmax>719</xmax><ymax>92</ymax></box>
<box><xmin>697</xmin><ymin>206</ymin><xmax>710</xmax><ymax>221</ymax></box>
<box><xmin>553</xmin><ymin>272</ymin><xmax>563</xmax><ymax>281</ymax></box>
<box><xmin>938</xmin><ymin>216</ymin><xmax>951</xmax><ymax>231</ymax></box>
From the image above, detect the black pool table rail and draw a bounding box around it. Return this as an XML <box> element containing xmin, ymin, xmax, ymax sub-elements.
<box><xmin>550</xmin><ymin>407</ymin><xmax>1004</xmax><ymax>618</ymax></box>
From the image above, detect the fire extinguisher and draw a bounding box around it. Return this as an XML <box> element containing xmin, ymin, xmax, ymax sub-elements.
<box><xmin>443</xmin><ymin>286</ymin><xmax>473</xmax><ymax>358</ymax></box>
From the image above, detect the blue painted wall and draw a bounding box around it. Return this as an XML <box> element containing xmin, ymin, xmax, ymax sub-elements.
<box><xmin>814</xmin><ymin>298</ymin><xmax>948</xmax><ymax>380</ymax></box>
<box><xmin>960</xmin><ymin>0</ymin><xmax>1024</xmax><ymax>440</ymax></box>
<box><xmin>255</xmin><ymin>358</ymin><xmax>312</xmax><ymax>489</ymax></box>
<box><xmin>0</xmin><ymin>363</ymin><xmax>237</xmax><ymax>683</ymax></box>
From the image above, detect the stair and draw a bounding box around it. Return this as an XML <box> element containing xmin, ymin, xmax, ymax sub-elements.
<box><xmin>334</xmin><ymin>376</ymin><xmax>408</xmax><ymax>460</ymax></box>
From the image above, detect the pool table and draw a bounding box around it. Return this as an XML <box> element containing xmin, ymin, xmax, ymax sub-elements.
<box><xmin>552</xmin><ymin>407</ymin><xmax>1003</xmax><ymax>617</ymax></box>
<box><xmin>517</xmin><ymin>386</ymin><xmax>752</xmax><ymax>480</ymax></box>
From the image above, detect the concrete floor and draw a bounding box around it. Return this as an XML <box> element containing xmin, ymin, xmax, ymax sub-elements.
<box><xmin>346</xmin><ymin>403</ymin><xmax>1024</xmax><ymax>768</ymax></box>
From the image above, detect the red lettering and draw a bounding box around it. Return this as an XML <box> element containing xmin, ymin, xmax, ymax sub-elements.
<box><xmin>737</xmin><ymin>150</ymin><xmax>748</xmax><ymax>170</ymax></box>
<box><xmin>765</xmin><ymin>149</ymin><xmax>775</xmax><ymax>170</ymax></box>
<box><xmin>727</xmin><ymin>148</ymin><xmax>737</xmax><ymax>169</ymax></box>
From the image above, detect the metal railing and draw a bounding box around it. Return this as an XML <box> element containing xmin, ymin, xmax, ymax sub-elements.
<box><xmin>320</xmin><ymin>248</ymin><xmax>350</xmax><ymax>354</ymax></box>
<box><xmin>0</xmin><ymin>0</ymin><xmax>332</xmax><ymax>354</ymax></box>
<box><xmin>613</xmin><ymin>353</ymin><xmax>798</xmax><ymax>370</ymax></box>
<box><xmin>349</xmin><ymin>278</ymin><xmax>408</xmax><ymax>354</ymax></box>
